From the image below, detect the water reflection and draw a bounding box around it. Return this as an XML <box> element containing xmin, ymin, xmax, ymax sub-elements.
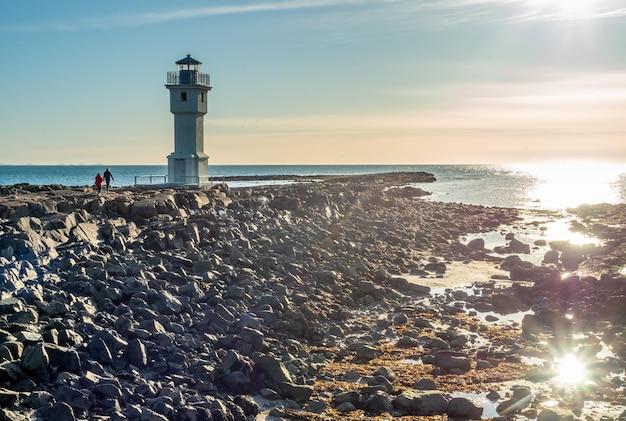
<box><xmin>555</xmin><ymin>354</ymin><xmax>586</xmax><ymax>385</ymax></box>
<box><xmin>511</xmin><ymin>162</ymin><xmax>626</xmax><ymax>209</ymax></box>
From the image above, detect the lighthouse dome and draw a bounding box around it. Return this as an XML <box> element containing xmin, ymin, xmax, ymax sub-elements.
<box><xmin>176</xmin><ymin>54</ymin><xmax>202</xmax><ymax>71</ymax></box>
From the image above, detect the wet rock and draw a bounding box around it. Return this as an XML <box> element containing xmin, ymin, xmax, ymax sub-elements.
<box><xmin>447</xmin><ymin>397</ymin><xmax>483</xmax><ymax>419</ymax></box>
<box><xmin>525</xmin><ymin>366</ymin><xmax>556</xmax><ymax>381</ymax></box>
<box><xmin>332</xmin><ymin>390</ymin><xmax>360</xmax><ymax>409</ymax></box>
<box><xmin>413</xmin><ymin>378</ymin><xmax>437</xmax><ymax>390</ymax></box>
<box><xmin>433</xmin><ymin>352</ymin><xmax>471</xmax><ymax>373</ymax></box>
<box><xmin>467</xmin><ymin>238</ymin><xmax>485</xmax><ymax>251</ymax></box>
<box><xmin>362</xmin><ymin>389</ymin><xmax>393</xmax><ymax>413</ymax></box>
<box><xmin>537</xmin><ymin>407</ymin><xmax>576</xmax><ymax>421</ymax></box>
<box><xmin>495</xmin><ymin>238</ymin><xmax>530</xmax><ymax>254</ymax></box>
<box><xmin>496</xmin><ymin>386</ymin><xmax>533</xmax><ymax>415</ymax></box>
<box><xmin>490</xmin><ymin>293</ymin><xmax>528</xmax><ymax>314</ymax></box>
<box><xmin>353</xmin><ymin>344</ymin><xmax>383</xmax><ymax>362</ymax></box>
<box><xmin>393</xmin><ymin>390</ymin><xmax>448</xmax><ymax>416</ymax></box>
<box><xmin>521</xmin><ymin>313</ymin><xmax>544</xmax><ymax>337</ymax></box>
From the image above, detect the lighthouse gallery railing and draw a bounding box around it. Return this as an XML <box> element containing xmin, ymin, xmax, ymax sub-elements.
<box><xmin>166</xmin><ymin>71</ymin><xmax>211</xmax><ymax>87</ymax></box>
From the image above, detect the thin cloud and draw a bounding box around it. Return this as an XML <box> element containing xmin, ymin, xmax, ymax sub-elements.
<box><xmin>3</xmin><ymin>0</ymin><xmax>625</xmax><ymax>33</ymax></box>
<box><xmin>1</xmin><ymin>0</ymin><xmax>369</xmax><ymax>32</ymax></box>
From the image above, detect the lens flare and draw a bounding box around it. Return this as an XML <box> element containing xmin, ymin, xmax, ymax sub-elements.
<box><xmin>555</xmin><ymin>354</ymin><xmax>586</xmax><ymax>385</ymax></box>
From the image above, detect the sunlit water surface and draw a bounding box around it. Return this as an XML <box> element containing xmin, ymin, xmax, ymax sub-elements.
<box><xmin>424</xmin><ymin>162</ymin><xmax>626</xmax><ymax>210</ymax></box>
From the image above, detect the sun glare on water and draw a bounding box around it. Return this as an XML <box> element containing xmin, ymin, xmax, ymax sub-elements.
<box><xmin>555</xmin><ymin>354</ymin><xmax>586</xmax><ymax>385</ymax></box>
<box><xmin>512</xmin><ymin>162</ymin><xmax>626</xmax><ymax>209</ymax></box>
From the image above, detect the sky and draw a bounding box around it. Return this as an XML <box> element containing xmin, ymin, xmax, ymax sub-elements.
<box><xmin>1</xmin><ymin>0</ymin><xmax>625</xmax><ymax>165</ymax></box>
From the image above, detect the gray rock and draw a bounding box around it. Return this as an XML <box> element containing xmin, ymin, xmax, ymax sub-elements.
<box><xmin>71</xmin><ymin>222</ymin><xmax>100</xmax><ymax>244</ymax></box>
<box><xmin>0</xmin><ymin>388</ymin><xmax>20</xmax><ymax>407</ymax></box>
<box><xmin>428</xmin><ymin>337</ymin><xmax>450</xmax><ymax>350</ymax></box>
<box><xmin>362</xmin><ymin>390</ymin><xmax>393</xmax><ymax>413</ymax></box>
<box><xmin>153</xmin><ymin>290</ymin><xmax>184</xmax><ymax>315</ymax></box>
<box><xmin>23</xmin><ymin>390</ymin><xmax>53</xmax><ymax>409</ymax></box>
<box><xmin>140</xmin><ymin>407</ymin><xmax>169</xmax><ymax>421</ymax></box>
<box><xmin>467</xmin><ymin>238</ymin><xmax>485</xmax><ymax>250</ymax></box>
<box><xmin>353</xmin><ymin>344</ymin><xmax>382</xmax><ymax>362</ymax></box>
<box><xmin>126</xmin><ymin>338</ymin><xmax>148</xmax><ymax>367</ymax></box>
<box><xmin>447</xmin><ymin>397</ymin><xmax>483</xmax><ymax>419</ymax></box>
<box><xmin>0</xmin><ymin>361</ymin><xmax>25</xmax><ymax>382</ymax></box>
<box><xmin>88</xmin><ymin>338</ymin><xmax>114</xmax><ymax>364</ymax></box>
<box><xmin>434</xmin><ymin>353</ymin><xmax>472</xmax><ymax>373</ymax></box>
<box><xmin>335</xmin><ymin>401</ymin><xmax>357</xmax><ymax>412</ymax></box>
<box><xmin>342</xmin><ymin>370</ymin><xmax>361</xmax><ymax>383</ymax></box>
<box><xmin>413</xmin><ymin>378</ymin><xmax>437</xmax><ymax>390</ymax></box>
<box><xmin>54</xmin><ymin>385</ymin><xmax>91</xmax><ymax>411</ymax></box>
<box><xmin>525</xmin><ymin>366</ymin><xmax>556</xmax><ymax>381</ymax></box>
<box><xmin>393</xmin><ymin>390</ymin><xmax>449</xmax><ymax>416</ymax></box>
<box><xmin>537</xmin><ymin>407</ymin><xmax>576</xmax><ymax>421</ymax></box>
<box><xmin>45</xmin><ymin>344</ymin><xmax>81</xmax><ymax>372</ymax></box>
<box><xmin>374</xmin><ymin>366</ymin><xmax>395</xmax><ymax>382</ymax></box>
<box><xmin>254</xmin><ymin>355</ymin><xmax>293</xmax><ymax>384</ymax></box>
<box><xmin>21</xmin><ymin>343</ymin><xmax>49</xmax><ymax>380</ymax></box>
<box><xmin>0</xmin><ymin>297</ymin><xmax>25</xmax><ymax>314</ymax></box>
<box><xmin>332</xmin><ymin>390</ymin><xmax>360</xmax><ymax>407</ymax></box>
<box><xmin>279</xmin><ymin>381</ymin><xmax>314</xmax><ymax>403</ymax></box>
<box><xmin>45</xmin><ymin>402</ymin><xmax>76</xmax><ymax>421</ymax></box>
<box><xmin>396</xmin><ymin>336</ymin><xmax>420</xmax><ymax>348</ymax></box>
<box><xmin>93</xmin><ymin>383</ymin><xmax>123</xmax><ymax>399</ymax></box>
<box><xmin>491</xmin><ymin>293</ymin><xmax>528</xmax><ymax>314</ymax></box>
<box><xmin>8</xmin><ymin>307</ymin><xmax>38</xmax><ymax>324</ymax></box>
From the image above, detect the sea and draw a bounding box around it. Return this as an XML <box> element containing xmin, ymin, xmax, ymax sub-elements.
<box><xmin>1</xmin><ymin>163</ymin><xmax>626</xmax><ymax>211</ymax></box>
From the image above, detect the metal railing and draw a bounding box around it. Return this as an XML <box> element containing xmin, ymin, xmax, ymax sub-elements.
<box><xmin>134</xmin><ymin>175</ymin><xmax>167</xmax><ymax>185</ymax></box>
<box><xmin>166</xmin><ymin>71</ymin><xmax>211</xmax><ymax>87</ymax></box>
<box><xmin>133</xmin><ymin>174</ymin><xmax>216</xmax><ymax>186</ymax></box>
<box><xmin>180</xmin><ymin>175</ymin><xmax>212</xmax><ymax>185</ymax></box>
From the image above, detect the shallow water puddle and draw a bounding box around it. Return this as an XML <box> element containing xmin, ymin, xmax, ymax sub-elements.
<box><xmin>451</xmin><ymin>391</ymin><xmax>501</xmax><ymax>419</ymax></box>
<box><xmin>462</xmin><ymin>212</ymin><xmax>601</xmax><ymax>266</ymax></box>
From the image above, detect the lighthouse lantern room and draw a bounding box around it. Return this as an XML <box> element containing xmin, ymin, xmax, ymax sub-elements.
<box><xmin>165</xmin><ymin>55</ymin><xmax>212</xmax><ymax>186</ymax></box>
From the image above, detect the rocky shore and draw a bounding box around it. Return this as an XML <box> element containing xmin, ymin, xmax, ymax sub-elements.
<box><xmin>0</xmin><ymin>172</ymin><xmax>624</xmax><ymax>420</ymax></box>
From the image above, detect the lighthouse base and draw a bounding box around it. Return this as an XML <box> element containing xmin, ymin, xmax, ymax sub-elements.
<box><xmin>167</xmin><ymin>152</ymin><xmax>210</xmax><ymax>186</ymax></box>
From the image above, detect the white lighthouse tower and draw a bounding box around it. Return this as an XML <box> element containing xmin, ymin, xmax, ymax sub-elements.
<box><xmin>165</xmin><ymin>55</ymin><xmax>212</xmax><ymax>186</ymax></box>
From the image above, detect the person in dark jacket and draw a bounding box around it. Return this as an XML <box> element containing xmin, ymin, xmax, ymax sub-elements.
<box><xmin>103</xmin><ymin>168</ymin><xmax>114</xmax><ymax>191</ymax></box>
<box><xmin>95</xmin><ymin>172</ymin><xmax>104</xmax><ymax>195</ymax></box>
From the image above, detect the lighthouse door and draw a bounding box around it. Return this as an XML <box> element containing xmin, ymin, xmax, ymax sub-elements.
<box><xmin>174</xmin><ymin>159</ymin><xmax>185</xmax><ymax>183</ymax></box>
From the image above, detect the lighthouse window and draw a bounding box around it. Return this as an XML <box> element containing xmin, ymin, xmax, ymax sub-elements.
<box><xmin>181</xmin><ymin>92</ymin><xmax>187</xmax><ymax>101</ymax></box>
<box><xmin>201</xmin><ymin>93</ymin><xmax>204</xmax><ymax>102</ymax></box>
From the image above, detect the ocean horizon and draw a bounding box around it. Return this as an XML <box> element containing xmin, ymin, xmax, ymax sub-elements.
<box><xmin>1</xmin><ymin>163</ymin><xmax>626</xmax><ymax>211</ymax></box>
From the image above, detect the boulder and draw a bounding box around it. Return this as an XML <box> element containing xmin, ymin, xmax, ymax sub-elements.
<box><xmin>393</xmin><ymin>390</ymin><xmax>448</xmax><ymax>416</ymax></box>
<box><xmin>467</xmin><ymin>238</ymin><xmax>485</xmax><ymax>251</ymax></box>
<box><xmin>279</xmin><ymin>382</ymin><xmax>314</xmax><ymax>403</ymax></box>
<box><xmin>433</xmin><ymin>352</ymin><xmax>471</xmax><ymax>373</ymax></box>
<box><xmin>490</xmin><ymin>293</ymin><xmax>528</xmax><ymax>314</ymax></box>
<box><xmin>447</xmin><ymin>397</ymin><xmax>483</xmax><ymax>419</ymax></box>
<box><xmin>361</xmin><ymin>390</ymin><xmax>393</xmax><ymax>413</ymax></box>
<box><xmin>254</xmin><ymin>355</ymin><xmax>293</xmax><ymax>384</ymax></box>
<box><xmin>537</xmin><ymin>407</ymin><xmax>575</xmax><ymax>421</ymax></box>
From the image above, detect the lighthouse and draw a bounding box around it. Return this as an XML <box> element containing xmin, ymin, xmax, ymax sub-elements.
<box><xmin>165</xmin><ymin>55</ymin><xmax>212</xmax><ymax>185</ymax></box>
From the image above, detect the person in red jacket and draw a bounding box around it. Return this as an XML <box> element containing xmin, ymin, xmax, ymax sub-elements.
<box><xmin>95</xmin><ymin>172</ymin><xmax>104</xmax><ymax>195</ymax></box>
